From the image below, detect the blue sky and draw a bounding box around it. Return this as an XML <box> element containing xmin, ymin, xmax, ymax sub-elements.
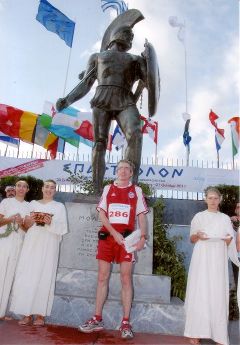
<box><xmin>0</xmin><ymin>0</ymin><xmax>239</xmax><ymax>166</ymax></box>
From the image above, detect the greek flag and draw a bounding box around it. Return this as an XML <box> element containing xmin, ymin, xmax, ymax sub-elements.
<box><xmin>101</xmin><ymin>0</ymin><xmax>128</xmax><ymax>16</ymax></box>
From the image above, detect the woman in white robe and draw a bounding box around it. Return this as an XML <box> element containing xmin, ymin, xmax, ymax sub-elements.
<box><xmin>237</xmin><ymin>227</ymin><xmax>240</xmax><ymax>310</ymax></box>
<box><xmin>0</xmin><ymin>180</ymin><xmax>29</xmax><ymax>319</ymax></box>
<box><xmin>184</xmin><ymin>187</ymin><xmax>239</xmax><ymax>345</ymax></box>
<box><xmin>10</xmin><ymin>179</ymin><xmax>68</xmax><ymax>326</ymax></box>
<box><xmin>237</xmin><ymin>227</ymin><xmax>240</xmax><ymax>253</ymax></box>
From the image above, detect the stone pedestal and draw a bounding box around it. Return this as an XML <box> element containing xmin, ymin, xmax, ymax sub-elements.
<box><xmin>48</xmin><ymin>295</ymin><xmax>185</xmax><ymax>335</ymax></box>
<box><xmin>48</xmin><ymin>201</ymin><xmax>185</xmax><ymax>335</ymax></box>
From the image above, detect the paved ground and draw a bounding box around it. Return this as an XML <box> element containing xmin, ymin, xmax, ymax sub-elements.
<box><xmin>0</xmin><ymin>320</ymin><xmax>239</xmax><ymax>345</ymax></box>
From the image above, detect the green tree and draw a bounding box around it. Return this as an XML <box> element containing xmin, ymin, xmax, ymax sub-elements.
<box><xmin>0</xmin><ymin>175</ymin><xmax>43</xmax><ymax>201</ymax></box>
<box><xmin>152</xmin><ymin>199</ymin><xmax>187</xmax><ymax>300</ymax></box>
<box><xmin>217</xmin><ymin>185</ymin><xmax>239</xmax><ymax>216</ymax></box>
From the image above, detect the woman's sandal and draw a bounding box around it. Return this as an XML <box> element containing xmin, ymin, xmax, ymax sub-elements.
<box><xmin>33</xmin><ymin>316</ymin><xmax>45</xmax><ymax>327</ymax></box>
<box><xmin>18</xmin><ymin>315</ymin><xmax>33</xmax><ymax>326</ymax></box>
<box><xmin>0</xmin><ymin>316</ymin><xmax>13</xmax><ymax>321</ymax></box>
<box><xmin>189</xmin><ymin>339</ymin><xmax>200</xmax><ymax>345</ymax></box>
<box><xmin>3</xmin><ymin>316</ymin><xmax>13</xmax><ymax>321</ymax></box>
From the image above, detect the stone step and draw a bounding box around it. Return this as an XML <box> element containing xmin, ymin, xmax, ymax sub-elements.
<box><xmin>48</xmin><ymin>295</ymin><xmax>185</xmax><ymax>335</ymax></box>
<box><xmin>56</xmin><ymin>268</ymin><xmax>171</xmax><ymax>304</ymax></box>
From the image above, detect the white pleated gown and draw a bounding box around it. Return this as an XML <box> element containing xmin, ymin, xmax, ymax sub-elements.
<box><xmin>184</xmin><ymin>210</ymin><xmax>239</xmax><ymax>345</ymax></box>
<box><xmin>10</xmin><ymin>200</ymin><xmax>68</xmax><ymax>316</ymax></box>
<box><xmin>0</xmin><ymin>198</ymin><xmax>29</xmax><ymax>317</ymax></box>
<box><xmin>237</xmin><ymin>228</ymin><xmax>240</xmax><ymax>309</ymax></box>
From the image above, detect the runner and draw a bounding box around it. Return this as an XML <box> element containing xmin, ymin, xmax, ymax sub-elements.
<box><xmin>78</xmin><ymin>159</ymin><xmax>148</xmax><ymax>339</ymax></box>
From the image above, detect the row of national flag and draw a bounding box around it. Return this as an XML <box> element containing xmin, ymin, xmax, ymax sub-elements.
<box><xmin>181</xmin><ymin>109</ymin><xmax>239</xmax><ymax>158</ymax></box>
<box><xmin>0</xmin><ymin>102</ymin><xmax>159</xmax><ymax>158</ymax></box>
<box><xmin>209</xmin><ymin>110</ymin><xmax>239</xmax><ymax>156</ymax></box>
<box><xmin>1</xmin><ymin>102</ymin><xmax>238</xmax><ymax>161</ymax></box>
<box><xmin>0</xmin><ymin>102</ymin><xmax>94</xmax><ymax>158</ymax></box>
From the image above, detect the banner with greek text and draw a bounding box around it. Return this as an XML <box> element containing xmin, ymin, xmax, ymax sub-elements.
<box><xmin>0</xmin><ymin>157</ymin><xmax>238</xmax><ymax>192</ymax></box>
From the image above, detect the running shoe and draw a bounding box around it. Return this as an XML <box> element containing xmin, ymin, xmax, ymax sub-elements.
<box><xmin>119</xmin><ymin>321</ymin><xmax>134</xmax><ymax>339</ymax></box>
<box><xmin>78</xmin><ymin>316</ymin><xmax>104</xmax><ymax>333</ymax></box>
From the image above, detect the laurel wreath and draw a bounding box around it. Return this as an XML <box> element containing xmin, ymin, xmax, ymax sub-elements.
<box><xmin>0</xmin><ymin>221</ymin><xmax>19</xmax><ymax>239</ymax></box>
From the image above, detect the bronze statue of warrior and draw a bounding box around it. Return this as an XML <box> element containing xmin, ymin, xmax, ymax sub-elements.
<box><xmin>56</xmin><ymin>9</ymin><xmax>160</xmax><ymax>194</ymax></box>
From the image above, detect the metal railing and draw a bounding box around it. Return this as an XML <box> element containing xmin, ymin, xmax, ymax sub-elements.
<box><xmin>1</xmin><ymin>150</ymin><xmax>238</xmax><ymax>201</ymax></box>
<box><xmin>1</xmin><ymin>149</ymin><xmax>238</xmax><ymax>170</ymax></box>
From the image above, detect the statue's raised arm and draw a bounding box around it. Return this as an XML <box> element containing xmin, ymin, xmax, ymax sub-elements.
<box><xmin>56</xmin><ymin>54</ymin><xmax>97</xmax><ymax>112</ymax></box>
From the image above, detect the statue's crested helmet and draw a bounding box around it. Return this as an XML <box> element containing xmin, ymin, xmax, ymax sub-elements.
<box><xmin>108</xmin><ymin>26</ymin><xmax>134</xmax><ymax>50</ymax></box>
<box><xmin>100</xmin><ymin>9</ymin><xmax>144</xmax><ymax>52</ymax></box>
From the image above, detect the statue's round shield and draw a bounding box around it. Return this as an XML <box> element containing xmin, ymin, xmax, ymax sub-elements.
<box><xmin>144</xmin><ymin>40</ymin><xmax>160</xmax><ymax>117</ymax></box>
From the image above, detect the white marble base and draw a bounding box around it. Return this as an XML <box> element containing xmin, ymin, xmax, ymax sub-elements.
<box><xmin>50</xmin><ymin>268</ymin><xmax>182</xmax><ymax>334</ymax></box>
<box><xmin>48</xmin><ymin>295</ymin><xmax>185</xmax><ymax>335</ymax></box>
<box><xmin>56</xmin><ymin>268</ymin><xmax>171</xmax><ymax>304</ymax></box>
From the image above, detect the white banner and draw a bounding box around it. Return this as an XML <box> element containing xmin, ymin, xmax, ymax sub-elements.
<box><xmin>0</xmin><ymin>157</ymin><xmax>238</xmax><ymax>193</ymax></box>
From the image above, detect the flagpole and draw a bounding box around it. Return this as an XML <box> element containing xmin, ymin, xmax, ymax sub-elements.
<box><xmin>231</xmin><ymin>130</ymin><xmax>235</xmax><ymax>169</ymax></box>
<box><xmin>61</xmin><ymin>46</ymin><xmax>74</xmax><ymax>158</ymax></box>
<box><xmin>121</xmin><ymin>147</ymin><xmax>124</xmax><ymax>159</ymax></box>
<box><xmin>62</xmin><ymin>15</ymin><xmax>76</xmax><ymax>158</ymax></box>
<box><xmin>231</xmin><ymin>137</ymin><xmax>236</xmax><ymax>169</ymax></box>
<box><xmin>36</xmin><ymin>3</ymin><xmax>75</xmax><ymax>160</ymax></box>
<box><xmin>107</xmin><ymin>149</ymin><xmax>111</xmax><ymax>163</ymax></box>
<box><xmin>155</xmin><ymin>142</ymin><xmax>158</xmax><ymax>165</ymax></box>
<box><xmin>217</xmin><ymin>150</ymin><xmax>220</xmax><ymax>168</ymax></box>
<box><xmin>169</xmin><ymin>17</ymin><xmax>190</xmax><ymax>167</ymax></box>
<box><xmin>77</xmin><ymin>142</ymin><xmax>79</xmax><ymax>160</ymax></box>
<box><xmin>155</xmin><ymin>121</ymin><xmax>158</xmax><ymax>164</ymax></box>
<box><xmin>31</xmin><ymin>144</ymin><xmax>35</xmax><ymax>159</ymax></box>
<box><xmin>183</xmin><ymin>21</ymin><xmax>190</xmax><ymax>167</ymax></box>
<box><xmin>17</xmin><ymin>141</ymin><xmax>20</xmax><ymax>158</ymax></box>
<box><xmin>4</xmin><ymin>144</ymin><xmax>8</xmax><ymax>157</ymax></box>
<box><xmin>63</xmin><ymin>46</ymin><xmax>73</xmax><ymax>97</ymax></box>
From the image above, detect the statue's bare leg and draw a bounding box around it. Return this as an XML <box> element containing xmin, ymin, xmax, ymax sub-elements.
<box><xmin>116</xmin><ymin>106</ymin><xmax>143</xmax><ymax>184</ymax></box>
<box><xmin>92</xmin><ymin>108</ymin><xmax>112</xmax><ymax>194</ymax></box>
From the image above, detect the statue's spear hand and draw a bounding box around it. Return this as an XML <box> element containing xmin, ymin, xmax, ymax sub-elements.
<box><xmin>56</xmin><ymin>97</ymin><xmax>68</xmax><ymax>112</ymax></box>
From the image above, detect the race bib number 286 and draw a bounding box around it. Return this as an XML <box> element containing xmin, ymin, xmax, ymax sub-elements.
<box><xmin>108</xmin><ymin>203</ymin><xmax>130</xmax><ymax>224</ymax></box>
